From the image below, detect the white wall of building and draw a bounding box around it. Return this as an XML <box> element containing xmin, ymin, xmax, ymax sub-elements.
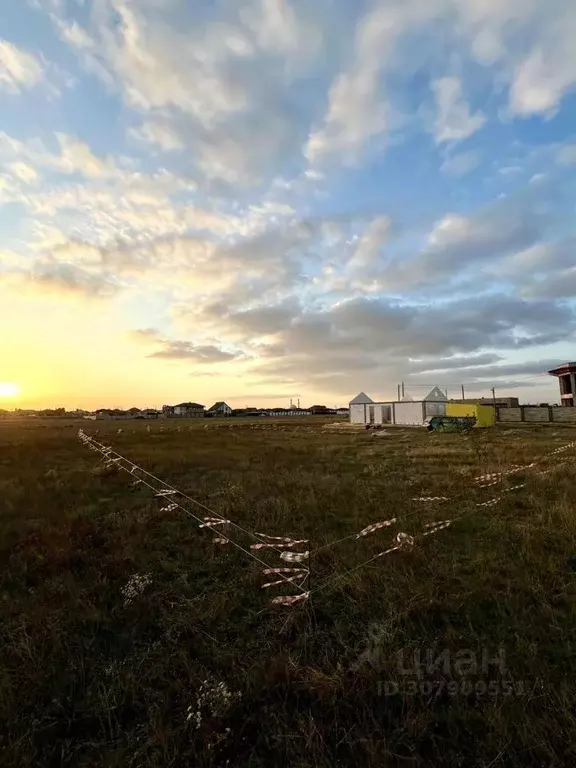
<box><xmin>394</xmin><ymin>401</ymin><xmax>425</xmax><ymax>425</ymax></box>
<box><xmin>350</xmin><ymin>404</ymin><xmax>366</xmax><ymax>423</ymax></box>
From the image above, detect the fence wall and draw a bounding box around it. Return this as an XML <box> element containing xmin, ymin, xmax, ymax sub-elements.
<box><xmin>496</xmin><ymin>407</ymin><xmax>576</xmax><ymax>424</ymax></box>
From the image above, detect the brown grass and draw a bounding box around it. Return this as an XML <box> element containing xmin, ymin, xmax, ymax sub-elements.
<box><xmin>1</xmin><ymin>417</ymin><xmax>576</xmax><ymax>766</ymax></box>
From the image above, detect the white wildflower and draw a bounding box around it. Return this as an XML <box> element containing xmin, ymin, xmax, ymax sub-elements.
<box><xmin>187</xmin><ymin>676</ymin><xmax>241</xmax><ymax>730</ymax></box>
<box><xmin>121</xmin><ymin>573</ymin><xmax>152</xmax><ymax>606</ymax></box>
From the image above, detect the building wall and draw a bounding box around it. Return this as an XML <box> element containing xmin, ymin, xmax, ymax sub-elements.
<box><xmin>394</xmin><ymin>401</ymin><xmax>425</xmax><ymax>425</ymax></box>
<box><xmin>350</xmin><ymin>404</ymin><xmax>366</xmax><ymax>423</ymax></box>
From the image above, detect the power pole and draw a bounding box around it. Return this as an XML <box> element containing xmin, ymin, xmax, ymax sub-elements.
<box><xmin>401</xmin><ymin>381</ymin><xmax>405</xmax><ymax>398</ymax></box>
<box><xmin>491</xmin><ymin>387</ymin><xmax>496</xmax><ymax>408</ymax></box>
<box><xmin>461</xmin><ymin>385</ymin><xmax>465</xmax><ymax>400</ymax></box>
<box><xmin>397</xmin><ymin>384</ymin><xmax>401</xmax><ymax>401</ymax></box>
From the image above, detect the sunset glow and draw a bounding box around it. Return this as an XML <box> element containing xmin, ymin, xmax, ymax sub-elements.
<box><xmin>0</xmin><ymin>382</ymin><xmax>20</xmax><ymax>399</ymax></box>
<box><xmin>0</xmin><ymin>1</ymin><xmax>574</xmax><ymax>410</ymax></box>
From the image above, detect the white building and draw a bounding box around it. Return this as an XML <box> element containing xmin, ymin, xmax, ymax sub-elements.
<box><xmin>349</xmin><ymin>387</ymin><xmax>447</xmax><ymax>426</ymax></box>
<box><xmin>207</xmin><ymin>401</ymin><xmax>232</xmax><ymax>417</ymax></box>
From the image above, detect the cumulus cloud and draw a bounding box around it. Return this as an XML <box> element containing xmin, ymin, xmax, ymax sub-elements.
<box><xmin>0</xmin><ymin>40</ymin><xmax>43</xmax><ymax>93</ymax></box>
<box><xmin>432</xmin><ymin>77</ymin><xmax>486</xmax><ymax>143</ymax></box>
<box><xmin>508</xmin><ymin>6</ymin><xmax>576</xmax><ymax>117</ymax></box>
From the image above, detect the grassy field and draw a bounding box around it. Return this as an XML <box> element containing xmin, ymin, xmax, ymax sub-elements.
<box><xmin>1</xmin><ymin>417</ymin><xmax>576</xmax><ymax>767</ymax></box>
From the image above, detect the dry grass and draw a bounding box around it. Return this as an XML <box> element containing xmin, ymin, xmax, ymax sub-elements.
<box><xmin>1</xmin><ymin>417</ymin><xmax>576</xmax><ymax>766</ymax></box>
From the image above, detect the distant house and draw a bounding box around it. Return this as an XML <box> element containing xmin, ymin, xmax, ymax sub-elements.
<box><xmin>309</xmin><ymin>405</ymin><xmax>334</xmax><ymax>415</ymax></box>
<box><xmin>163</xmin><ymin>402</ymin><xmax>205</xmax><ymax>418</ymax></box>
<box><xmin>232</xmin><ymin>408</ymin><xmax>264</xmax><ymax>417</ymax></box>
<box><xmin>207</xmin><ymin>401</ymin><xmax>232</xmax><ymax>417</ymax></box>
<box><xmin>140</xmin><ymin>408</ymin><xmax>160</xmax><ymax>419</ymax></box>
<box><xmin>94</xmin><ymin>408</ymin><xmax>130</xmax><ymax>420</ymax></box>
<box><xmin>335</xmin><ymin>407</ymin><xmax>349</xmax><ymax>416</ymax></box>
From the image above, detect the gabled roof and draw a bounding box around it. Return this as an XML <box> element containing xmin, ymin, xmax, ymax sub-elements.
<box><xmin>175</xmin><ymin>402</ymin><xmax>205</xmax><ymax>408</ymax></box>
<box><xmin>423</xmin><ymin>386</ymin><xmax>448</xmax><ymax>402</ymax></box>
<box><xmin>208</xmin><ymin>401</ymin><xmax>230</xmax><ymax>411</ymax></box>
<box><xmin>349</xmin><ymin>392</ymin><xmax>373</xmax><ymax>405</ymax></box>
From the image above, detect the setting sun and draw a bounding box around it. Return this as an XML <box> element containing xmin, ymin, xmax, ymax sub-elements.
<box><xmin>0</xmin><ymin>382</ymin><xmax>20</xmax><ymax>399</ymax></box>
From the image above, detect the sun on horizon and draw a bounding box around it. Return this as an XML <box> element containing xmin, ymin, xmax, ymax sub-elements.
<box><xmin>0</xmin><ymin>382</ymin><xmax>20</xmax><ymax>399</ymax></box>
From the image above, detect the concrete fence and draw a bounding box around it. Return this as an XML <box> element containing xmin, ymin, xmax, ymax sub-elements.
<box><xmin>497</xmin><ymin>406</ymin><xmax>576</xmax><ymax>425</ymax></box>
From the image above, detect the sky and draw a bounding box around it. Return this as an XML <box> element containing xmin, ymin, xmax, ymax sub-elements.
<box><xmin>1</xmin><ymin>0</ymin><xmax>576</xmax><ymax>410</ymax></box>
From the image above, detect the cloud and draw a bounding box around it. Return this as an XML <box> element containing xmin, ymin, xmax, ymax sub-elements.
<box><xmin>556</xmin><ymin>143</ymin><xmax>576</xmax><ymax>166</ymax></box>
<box><xmin>169</xmin><ymin>289</ymin><xmax>576</xmax><ymax>398</ymax></box>
<box><xmin>411</xmin><ymin>352</ymin><xmax>504</xmax><ymax>374</ymax></box>
<box><xmin>130</xmin><ymin>118</ymin><xmax>185</xmax><ymax>152</ymax></box>
<box><xmin>53</xmin><ymin>19</ymin><xmax>93</xmax><ymax>50</ymax></box>
<box><xmin>56</xmin><ymin>0</ymin><xmax>328</xmax><ymax>188</ymax></box>
<box><xmin>149</xmin><ymin>341</ymin><xmax>238</xmax><ymax>363</ymax></box>
<box><xmin>131</xmin><ymin>328</ymin><xmax>240</xmax><ymax>363</ymax></box>
<box><xmin>508</xmin><ymin>6</ymin><xmax>576</xmax><ymax>117</ymax></box>
<box><xmin>348</xmin><ymin>216</ymin><xmax>391</xmax><ymax>270</ymax></box>
<box><xmin>441</xmin><ymin>149</ymin><xmax>481</xmax><ymax>176</ymax></box>
<box><xmin>0</xmin><ymin>130</ymin><xmax>123</xmax><ymax>183</ymax></box>
<box><xmin>304</xmin><ymin>2</ymin><xmax>396</xmax><ymax>166</ymax></box>
<box><xmin>494</xmin><ymin>239</ymin><xmax>576</xmax><ymax>277</ymax></box>
<box><xmin>50</xmin><ymin>133</ymin><xmax>119</xmax><ymax>178</ymax></box>
<box><xmin>431</xmin><ymin>77</ymin><xmax>486</xmax><ymax>143</ymax></box>
<box><xmin>374</xmin><ymin>198</ymin><xmax>544</xmax><ymax>293</ymax></box>
<box><xmin>9</xmin><ymin>162</ymin><xmax>38</xmax><ymax>183</ymax></box>
<box><xmin>25</xmin><ymin>262</ymin><xmax>120</xmax><ymax>298</ymax></box>
<box><xmin>0</xmin><ymin>40</ymin><xmax>44</xmax><ymax>93</ymax></box>
<box><xmin>520</xmin><ymin>269</ymin><xmax>576</xmax><ymax>300</ymax></box>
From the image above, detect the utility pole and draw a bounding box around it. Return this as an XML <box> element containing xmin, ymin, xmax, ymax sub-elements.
<box><xmin>397</xmin><ymin>384</ymin><xmax>401</xmax><ymax>401</ymax></box>
<box><xmin>401</xmin><ymin>381</ymin><xmax>405</xmax><ymax>398</ymax></box>
<box><xmin>461</xmin><ymin>385</ymin><xmax>465</xmax><ymax>401</ymax></box>
<box><xmin>491</xmin><ymin>387</ymin><xmax>496</xmax><ymax>408</ymax></box>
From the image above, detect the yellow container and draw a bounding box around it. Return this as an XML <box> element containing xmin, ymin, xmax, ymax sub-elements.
<box><xmin>445</xmin><ymin>403</ymin><xmax>495</xmax><ymax>427</ymax></box>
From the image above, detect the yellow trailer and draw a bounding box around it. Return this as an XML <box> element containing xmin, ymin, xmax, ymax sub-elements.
<box><xmin>445</xmin><ymin>403</ymin><xmax>495</xmax><ymax>427</ymax></box>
